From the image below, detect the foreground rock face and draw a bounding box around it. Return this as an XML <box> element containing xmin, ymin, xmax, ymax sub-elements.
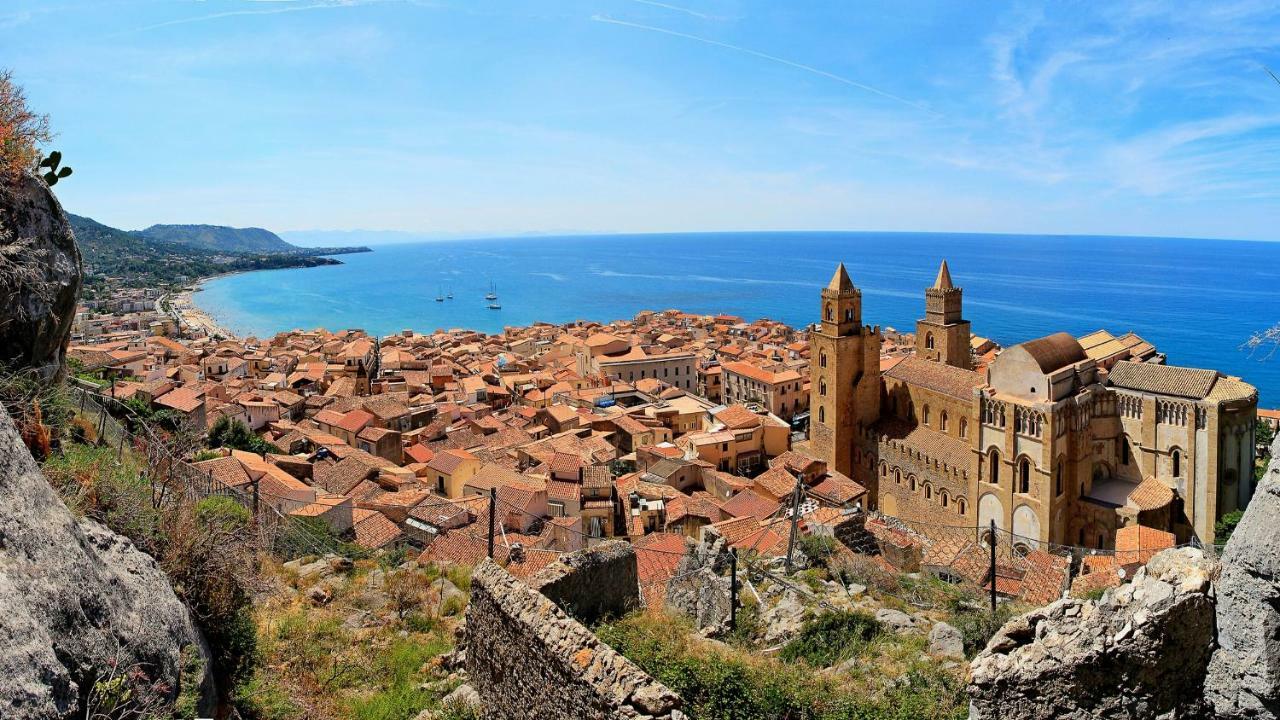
<box><xmin>1206</xmin><ymin>439</ymin><xmax>1280</xmax><ymax>719</ymax></box>
<box><xmin>968</xmin><ymin>547</ymin><xmax>1216</xmax><ymax>720</ymax></box>
<box><xmin>0</xmin><ymin>173</ymin><xmax>81</xmax><ymax>380</ymax></box>
<box><xmin>465</xmin><ymin>547</ymin><xmax>681</xmax><ymax>720</ymax></box>
<box><xmin>0</xmin><ymin>406</ymin><xmax>214</xmax><ymax>719</ymax></box>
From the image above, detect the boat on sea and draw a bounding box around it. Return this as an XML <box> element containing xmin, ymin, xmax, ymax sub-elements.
<box><xmin>435</xmin><ymin>287</ymin><xmax>444</xmax><ymax>302</ymax></box>
<box><xmin>446</xmin><ymin>288</ymin><xmax>454</xmax><ymax>299</ymax></box>
<box><xmin>484</xmin><ymin>281</ymin><xmax>497</xmax><ymax>301</ymax></box>
<box><xmin>488</xmin><ymin>301</ymin><xmax>502</xmax><ymax>310</ymax></box>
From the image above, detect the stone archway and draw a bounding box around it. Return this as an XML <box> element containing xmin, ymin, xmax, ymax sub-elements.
<box><xmin>1012</xmin><ymin>504</ymin><xmax>1041</xmax><ymax>547</ymax></box>
<box><xmin>979</xmin><ymin>492</ymin><xmax>1004</xmax><ymax>532</ymax></box>
<box><xmin>880</xmin><ymin>493</ymin><xmax>898</xmax><ymax>517</ymax></box>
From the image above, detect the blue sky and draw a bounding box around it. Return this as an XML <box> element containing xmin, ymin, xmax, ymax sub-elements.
<box><xmin>4</xmin><ymin>0</ymin><xmax>1280</xmax><ymax>240</ymax></box>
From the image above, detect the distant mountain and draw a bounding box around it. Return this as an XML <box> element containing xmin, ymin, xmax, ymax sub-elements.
<box><xmin>137</xmin><ymin>223</ymin><xmax>297</xmax><ymax>253</ymax></box>
<box><xmin>66</xmin><ymin>213</ymin><xmax>352</xmax><ymax>298</ymax></box>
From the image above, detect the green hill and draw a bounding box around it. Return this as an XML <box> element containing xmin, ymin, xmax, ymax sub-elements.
<box><xmin>66</xmin><ymin>213</ymin><xmax>349</xmax><ymax>299</ymax></box>
<box><xmin>137</xmin><ymin>223</ymin><xmax>296</xmax><ymax>253</ymax></box>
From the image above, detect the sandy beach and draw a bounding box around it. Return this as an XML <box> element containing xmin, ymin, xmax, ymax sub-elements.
<box><xmin>169</xmin><ymin>280</ymin><xmax>238</xmax><ymax>340</ymax></box>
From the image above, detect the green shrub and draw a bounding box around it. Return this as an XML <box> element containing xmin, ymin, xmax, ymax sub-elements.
<box><xmin>948</xmin><ymin>604</ymin><xmax>1014</xmax><ymax>659</ymax></box>
<box><xmin>208</xmin><ymin>415</ymin><xmax>280</xmax><ymax>455</ymax></box>
<box><xmin>1216</xmin><ymin>510</ymin><xmax>1245</xmax><ymax>543</ymax></box>
<box><xmin>799</xmin><ymin>534</ymin><xmax>838</xmax><ymax>567</ymax></box>
<box><xmin>780</xmin><ymin>610</ymin><xmax>881</xmax><ymax>667</ymax></box>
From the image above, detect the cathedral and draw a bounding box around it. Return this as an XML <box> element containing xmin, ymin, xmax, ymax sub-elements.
<box><xmin>809</xmin><ymin>263</ymin><xmax>1258</xmax><ymax>547</ymax></box>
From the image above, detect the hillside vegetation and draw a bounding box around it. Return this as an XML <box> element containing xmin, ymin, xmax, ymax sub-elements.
<box><xmin>138</xmin><ymin>223</ymin><xmax>296</xmax><ymax>253</ymax></box>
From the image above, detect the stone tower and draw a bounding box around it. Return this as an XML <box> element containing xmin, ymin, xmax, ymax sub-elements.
<box><xmin>809</xmin><ymin>264</ymin><xmax>881</xmax><ymax>485</ymax></box>
<box><xmin>915</xmin><ymin>260</ymin><xmax>971</xmax><ymax>369</ymax></box>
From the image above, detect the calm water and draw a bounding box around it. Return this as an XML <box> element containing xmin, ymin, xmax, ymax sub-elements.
<box><xmin>195</xmin><ymin>232</ymin><xmax>1280</xmax><ymax>405</ymax></box>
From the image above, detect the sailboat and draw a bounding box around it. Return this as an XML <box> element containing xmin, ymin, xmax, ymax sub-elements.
<box><xmin>488</xmin><ymin>300</ymin><xmax>502</xmax><ymax>310</ymax></box>
<box><xmin>484</xmin><ymin>281</ymin><xmax>497</xmax><ymax>301</ymax></box>
<box><xmin>435</xmin><ymin>286</ymin><xmax>444</xmax><ymax>302</ymax></box>
<box><xmin>446</xmin><ymin>287</ymin><xmax>454</xmax><ymax>300</ymax></box>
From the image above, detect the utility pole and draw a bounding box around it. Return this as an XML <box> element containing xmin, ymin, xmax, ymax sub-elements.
<box><xmin>989</xmin><ymin>519</ymin><xmax>998</xmax><ymax>613</ymax></box>
<box><xmin>488</xmin><ymin>487</ymin><xmax>497</xmax><ymax>559</ymax></box>
<box><xmin>729</xmin><ymin>548</ymin><xmax>739</xmax><ymax>632</ymax></box>
<box><xmin>784</xmin><ymin>475</ymin><xmax>804</xmax><ymax>574</ymax></box>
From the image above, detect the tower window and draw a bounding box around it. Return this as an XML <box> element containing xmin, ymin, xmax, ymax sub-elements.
<box><xmin>820</xmin><ymin>352</ymin><xmax>827</xmax><ymax>368</ymax></box>
<box><xmin>925</xmin><ymin>332</ymin><xmax>935</xmax><ymax>350</ymax></box>
<box><xmin>941</xmin><ymin>411</ymin><xmax>949</xmax><ymax>432</ymax></box>
<box><xmin>844</xmin><ymin>308</ymin><xmax>853</xmax><ymax>322</ymax></box>
<box><xmin>1122</xmin><ymin>438</ymin><xmax>1130</xmax><ymax>465</ymax></box>
<box><xmin>825</xmin><ymin>304</ymin><xmax>833</xmax><ymax>321</ymax></box>
<box><xmin>819</xmin><ymin>379</ymin><xmax>826</xmax><ymax>396</ymax></box>
<box><xmin>1056</xmin><ymin>463</ymin><xmax>1064</xmax><ymax>496</ymax></box>
<box><xmin>989</xmin><ymin>449</ymin><xmax>1000</xmax><ymax>485</ymax></box>
<box><xmin>922</xmin><ymin>405</ymin><xmax>931</xmax><ymax>425</ymax></box>
<box><xmin>959</xmin><ymin>418</ymin><xmax>967</xmax><ymax>439</ymax></box>
<box><xmin>1172</xmin><ymin>449</ymin><xmax>1181</xmax><ymax>478</ymax></box>
<box><xmin>1018</xmin><ymin>457</ymin><xmax>1031</xmax><ymax>494</ymax></box>
<box><xmin>818</xmin><ymin>406</ymin><xmax>825</xmax><ymax>423</ymax></box>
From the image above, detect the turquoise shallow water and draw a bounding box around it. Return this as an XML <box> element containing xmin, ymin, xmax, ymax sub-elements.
<box><xmin>194</xmin><ymin>231</ymin><xmax>1280</xmax><ymax>405</ymax></box>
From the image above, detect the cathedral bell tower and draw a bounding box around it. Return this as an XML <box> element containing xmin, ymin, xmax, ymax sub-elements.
<box><xmin>915</xmin><ymin>260</ymin><xmax>972</xmax><ymax>369</ymax></box>
<box><xmin>809</xmin><ymin>263</ymin><xmax>881</xmax><ymax>484</ymax></box>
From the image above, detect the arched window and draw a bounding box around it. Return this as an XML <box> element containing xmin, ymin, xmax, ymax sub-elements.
<box><xmin>818</xmin><ymin>406</ymin><xmax>825</xmax><ymax>423</ymax></box>
<box><xmin>895</xmin><ymin>469</ymin><xmax>902</xmax><ymax>484</ymax></box>
<box><xmin>819</xmin><ymin>379</ymin><xmax>827</xmax><ymax>396</ymax></box>
<box><xmin>1121</xmin><ymin>437</ymin><xmax>1130</xmax><ymax>465</ymax></box>
<box><xmin>925</xmin><ymin>332</ymin><xmax>935</xmax><ymax>349</ymax></box>
<box><xmin>959</xmin><ymin>418</ymin><xmax>967</xmax><ymax>439</ymax></box>
<box><xmin>820</xmin><ymin>352</ymin><xmax>827</xmax><ymax>368</ymax></box>
<box><xmin>940</xmin><ymin>490</ymin><xmax>949</xmax><ymax>508</ymax></box>
<box><xmin>1172</xmin><ymin>449</ymin><xmax>1182</xmax><ymax>478</ymax></box>
<box><xmin>941</xmin><ymin>411</ymin><xmax>949</xmax><ymax>432</ymax></box>
<box><xmin>957</xmin><ymin>498</ymin><xmax>967</xmax><ymax>515</ymax></box>
<box><xmin>924</xmin><ymin>483</ymin><xmax>932</xmax><ymax>500</ymax></box>
<box><xmin>1018</xmin><ymin>457</ymin><xmax>1031</xmax><ymax>494</ymax></box>
<box><xmin>825</xmin><ymin>304</ymin><xmax>833</xmax><ymax>321</ymax></box>
<box><xmin>909</xmin><ymin>475</ymin><xmax>917</xmax><ymax>492</ymax></box>
<box><xmin>1055</xmin><ymin>462</ymin><xmax>1064</xmax><ymax>496</ymax></box>
<box><xmin>922</xmin><ymin>404</ymin><xmax>931</xmax><ymax>425</ymax></box>
<box><xmin>880</xmin><ymin>463</ymin><xmax>888</xmax><ymax>477</ymax></box>
<box><xmin>989</xmin><ymin>449</ymin><xmax>1001</xmax><ymax>485</ymax></box>
<box><xmin>844</xmin><ymin>308</ymin><xmax>853</xmax><ymax>322</ymax></box>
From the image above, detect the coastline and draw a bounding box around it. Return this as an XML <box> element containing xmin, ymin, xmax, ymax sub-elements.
<box><xmin>172</xmin><ymin>272</ymin><xmax>241</xmax><ymax>340</ymax></box>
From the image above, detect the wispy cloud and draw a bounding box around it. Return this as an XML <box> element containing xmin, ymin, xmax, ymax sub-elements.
<box><xmin>625</xmin><ymin>0</ymin><xmax>713</xmax><ymax>21</ymax></box>
<box><xmin>591</xmin><ymin>14</ymin><xmax>939</xmax><ymax>116</ymax></box>
<box><xmin>115</xmin><ymin>0</ymin><xmax>419</xmax><ymax>35</ymax></box>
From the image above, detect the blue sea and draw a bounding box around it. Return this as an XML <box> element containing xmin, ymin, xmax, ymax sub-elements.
<box><xmin>194</xmin><ymin>232</ymin><xmax>1280</xmax><ymax>406</ymax></box>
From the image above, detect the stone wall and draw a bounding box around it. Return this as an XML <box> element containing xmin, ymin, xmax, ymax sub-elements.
<box><xmin>528</xmin><ymin>540</ymin><xmax>639</xmax><ymax>625</ymax></box>
<box><xmin>465</xmin><ymin>556</ymin><xmax>681</xmax><ymax>720</ymax></box>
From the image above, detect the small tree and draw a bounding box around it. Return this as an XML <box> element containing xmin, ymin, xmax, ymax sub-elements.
<box><xmin>208</xmin><ymin>415</ymin><xmax>279</xmax><ymax>455</ymax></box>
<box><xmin>0</xmin><ymin>69</ymin><xmax>52</xmax><ymax>180</ymax></box>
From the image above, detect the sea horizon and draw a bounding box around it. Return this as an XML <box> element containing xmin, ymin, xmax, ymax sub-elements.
<box><xmin>193</xmin><ymin>229</ymin><xmax>1280</xmax><ymax>405</ymax></box>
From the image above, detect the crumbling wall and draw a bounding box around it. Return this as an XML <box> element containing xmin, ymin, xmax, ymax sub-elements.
<box><xmin>465</xmin><ymin>557</ymin><xmax>681</xmax><ymax>720</ymax></box>
<box><xmin>529</xmin><ymin>540</ymin><xmax>639</xmax><ymax>624</ymax></box>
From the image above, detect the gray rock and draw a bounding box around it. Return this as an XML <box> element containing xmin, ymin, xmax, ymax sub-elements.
<box><xmin>1207</xmin><ymin>440</ymin><xmax>1280</xmax><ymax>720</ymax></box>
<box><xmin>968</xmin><ymin>547</ymin><xmax>1216</xmax><ymax>720</ymax></box>
<box><xmin>874</xmin><ymin>608</ymin><xmax>918</xmax><ymax>633</ymax></box>
<box><xmin>442</xmin><ymin>682</ymin><xmax>481</xmax><ymax>710</ymax></box>
<box><xmin>0</xmin><ymin>405</ymin><xmax>214</xmax><ymax>719</ymax></box>
<box><xmin>928</xmin><ymin>621</ymin><xmax>964</xmax><ymax>659</ymax></box>
<box><xmin>762</xmin><ymin>590</ymin><xmax>806</xmax><ymax>645</ymax></box>
<box><xmin>0</xmin><ymin>172</ymin><xmax>81</xmax><ymax>381</ymax></box>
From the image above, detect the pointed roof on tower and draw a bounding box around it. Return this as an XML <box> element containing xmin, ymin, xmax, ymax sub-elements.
<box><xmin>932</xmin><ymin>260</ymin><xmax>954</xmax><ymax>290</ymax></box>
<box><xmin>827</xmin><ymin>263</ymin><xmax>856</xmax><ymax>294</ymax></box>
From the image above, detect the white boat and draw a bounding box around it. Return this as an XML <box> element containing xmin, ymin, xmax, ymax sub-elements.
<box><xmin>484</xmin><ymin>281</ymin><xmax>497</xmax><ymax>301</ymax></box>
<box><xmin>488</xmin><ymin>302</ymin><xmax>502</xmax><ymax>310</ymax></box>
<box><xmin>435</xmin><ymin>286</ymin><xmax>444</xmax><ymax>302</ymax></box>
<box><xmin>446</xmin><ymin>288</ymin><xmax>454</xmax><ymax>299</ymax></box>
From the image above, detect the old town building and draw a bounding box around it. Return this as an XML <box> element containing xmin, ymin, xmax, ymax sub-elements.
<box><xmin>810</xmin><ymin>262</ymin><xmax>1258</xmax><ymax>546</ymax></box>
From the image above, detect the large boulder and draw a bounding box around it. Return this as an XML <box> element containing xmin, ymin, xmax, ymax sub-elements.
<box><xmin>0</xmin><ymin>405</ymin><xmax>215</xmax><ymax>718</ymax></box>
<box><xmin>968</xmin><ymin>547</ymin><xmax>1217</xmax><ymax>720</ymax></box>
<box><xmin>1206</xmin><ymin>438</ymin><xmax>1280</xmax><ymax>719</ymax></box>
<box><xmin>0</xmin><ymin>173</ymin><xmax>81</xmax><ymax>381</ymax></box>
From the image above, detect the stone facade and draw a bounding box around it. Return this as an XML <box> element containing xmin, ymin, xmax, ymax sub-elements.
<box><xmin>465</xmin><ymin>548</ymin><xmax>681</xmax><ymax>720</ymax></box>
<box><xmin>811</xmin><ymin>262</ymin><xmax>1258</xmax><ymax>547</ymax></box>
<box><xmin>527</xmin><ymin>540</ymin><xmax>640</xmax><ymax>625</ymax></box>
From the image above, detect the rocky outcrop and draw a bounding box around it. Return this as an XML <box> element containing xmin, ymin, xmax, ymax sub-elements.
<box><xmin>0</xmin><ymin>405</ymin><xmax>214</xmax><ymax>718</ymax></box>
<box><xmin>664</xmin><ymin>537</ymin><xmax>732</xmax><ymax>630</ymax></box>
<box><xmin>968</xmin><ymin>548</ymin><xmax>1216</xmax><ymax>720</ymax></box>
<box><xmin>1206</xmin><ymin>438</ymin><xmax>1280</xmax><ymax>719</ymax></box>
<box><xmin>0</xmin><ymin>173</ymin><xmax>81</xmax><ymax>381</ymax></box>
